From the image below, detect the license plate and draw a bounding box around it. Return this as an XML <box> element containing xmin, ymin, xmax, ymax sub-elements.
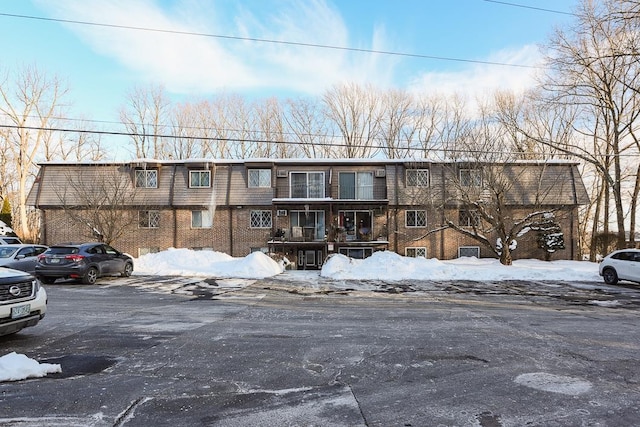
<box><xmin>49</xmin><ymin>258</ymin><xmax>61</xmax><ymax>264</ymax></box>
<box><xmin>11</xmin><ymin>304</ymin><xmax>31</xmax><ymax>319</ymax></box>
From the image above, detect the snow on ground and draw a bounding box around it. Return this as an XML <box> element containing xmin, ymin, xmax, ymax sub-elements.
<box><xmin>0</xmin><ymin>352</ymin><xmax>61</xmax><ymax>382</ymax></box>
<box><xmin>133</xmin><ymin>248</ymin><xmax>284</xmax><ymax>279</ymax></box>
<box><xmin>4</xmin><ymin>249</ymin><xmax>601</xmax><ymax>383</ymax></box>
<box><xmin>133</xmin><ymin>248</ymin><xmax>601</xmax><ymax>282</ymax></box>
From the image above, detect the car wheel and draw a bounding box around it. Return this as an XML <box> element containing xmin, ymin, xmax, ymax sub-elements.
<box><xmin>39</xmin><ymin>276</ymin><xmax>56</xmax><ymax>285</ymax></box>
<box><xmin>122</xmin><ymin>262</ymin><xmax>133</xmax><ymax>277</ymax></box>
<box><xmin>83</xmin><ymin>267</ymin><xmax>99</xmax><ymax>285</ymax></box>
<box><xmin>602</xmin><ymin>267</ymin><xmax>618</xmax><ymax>285</ymax></box>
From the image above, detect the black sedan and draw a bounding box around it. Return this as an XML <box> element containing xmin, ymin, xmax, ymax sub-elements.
<box><xmin>35</xmin><ymin>243</ymin><xmax>134</xmax><ymax>284</ymax></box>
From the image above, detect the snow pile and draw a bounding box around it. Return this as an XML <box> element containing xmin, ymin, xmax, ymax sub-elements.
<box><xmin>0</xmin><ymin>352</ymin><xmax>61</xmax><ymax>382</ymax></box>
<box><xmin>134</xmin><ymin>248</ymin><xmax>284</xmax><ymax>279</ymax></box>
<box><xmin>321</xmin><ymin>251</ymin><xmax>601</xmax><ymax>282</ymax></box>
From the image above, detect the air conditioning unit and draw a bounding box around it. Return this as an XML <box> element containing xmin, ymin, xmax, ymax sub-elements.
<box><xmin>277</xmin><ymin>209</ymin><xmax>288</xmax><ymax>216</ymax></box>
<box><xmin>375</xmin><ymin>169</ymin><xmax>386</xmax><ymax>177</ymax></box>
<box><xmin>276</xmin><ymin>169</ymin><xmax>288</xmax><ymax>178</ymax></box>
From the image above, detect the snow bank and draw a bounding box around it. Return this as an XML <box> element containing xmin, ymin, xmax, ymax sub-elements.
<box><xmin>321</xmin><ymin>251</ymin><xmax>601</xmax><ymax>282</ymax></box>
<box><xmin>133</xmin><ymin>248</ymin><xmax>284</xmax><ymax>279</ymax></box>
<box><xmin>0</xmin><ymin>352</ymin><xmax>61</xmax><ymax>382</ymax></box>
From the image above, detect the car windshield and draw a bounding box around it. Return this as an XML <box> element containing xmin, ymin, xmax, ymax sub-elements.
<box><xmin>0</xmin><ymin>247</ymin><xmax>18</xmax><ymax>258</ymax></box>
<box><xmin>47</xmin><ymin>247</ymin><xmax>80</xmax><ymax>255</ymax></box>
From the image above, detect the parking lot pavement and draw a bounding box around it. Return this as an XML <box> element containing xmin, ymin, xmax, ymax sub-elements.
<box><xmin>1</xmin><ymin>273</ymin><xmax>640</xmax><ymax>426</ymax></box>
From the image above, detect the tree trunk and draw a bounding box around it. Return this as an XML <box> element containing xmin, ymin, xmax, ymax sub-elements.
<box><xmin>499</xmin><ymin>247</ymin><xmax>513</xmax><ymax>266</ymax></box>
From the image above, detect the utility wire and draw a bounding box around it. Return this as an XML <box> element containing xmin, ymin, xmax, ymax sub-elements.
<box><xmin>482</xmin><ymin>0</ymin><xmax>575</xmax><ymax>16</ymax></box>
<box><xmin>0</xmin><ymin>12</ymin><xmax>540</xmax><ymax>69</ymax></box>
<box><xmin>0</xmin><ymin>123</ymin><xmax>609</xmax><ymax>159</ymax></box>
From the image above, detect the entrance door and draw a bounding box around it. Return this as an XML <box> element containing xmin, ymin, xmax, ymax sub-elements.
<box><xmin>297</xmin><ymin>249</ymin><xmax>323</xmax><ymax>270</ymax></box>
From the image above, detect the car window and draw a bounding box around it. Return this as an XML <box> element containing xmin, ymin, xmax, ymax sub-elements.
<box><xmin>47</xmin><ymin>247</ymin><xmax>80</xmax><ymax>255</ymax></box>
<box><xmin>1</xmin><ymin>238</ymin><xmax>21</xmax><ymax>244</ymax></box>
<box><xmin>0</xmin><ymin>247</ymin><xmax>17</xmax><ymax>258</ymax></box>
<box><xmin>104</xmin><ymin>245</ymin><xmax>118</xmax><ymax>255</ymax></box>
<box><xmin>34</xmin><ymin>246</ymin><xmax>47</xmax><ymax>256</ymax></box>
<box><xmin>17</xmin><ymin>247</ymin><xmax>35</xmax><ymax>257</ymax></box>
<box><xmin>612</xmin><ymin>252</ymin><xmax>632</xmax><ymax>261</ymax></box>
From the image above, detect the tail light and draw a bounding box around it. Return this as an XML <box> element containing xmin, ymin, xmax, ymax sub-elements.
<box><xmin>37</xmin><ymin>254</ymin><xmax>46</xmax><ymax>262</ymax></box>
<box><xmin>65</xmin><ymin>254</ymin><xmax>86</xmax><ymax>262</ymax></box>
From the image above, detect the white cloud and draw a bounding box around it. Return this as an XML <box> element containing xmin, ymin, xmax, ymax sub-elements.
<box><xmin>37</xmin><ymin>0</ymin><xmax>398</xmax><ymax>96</ymax></box>
<box><xmin>408</xmin><ymin>44</ymin><xmax>545</xmax><ymax>101</ymax></box>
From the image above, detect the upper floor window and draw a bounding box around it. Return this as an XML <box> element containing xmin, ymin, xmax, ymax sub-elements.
<box><xmin>406</xmin><ymin>169</ymin><xmax>429</xmax><ymax>187</ymax></box>
<box><xmin>190</xmin><ymin>170</ymin><xmax>211</xmax><ymax>188</ymax></box>
<box><xmin>135</xmin><ymin>169</ymin><xmax>158</xmax><ymax>188</ymax></box>
<box><xmin>459</xmin><ymin>168</ymin><xmax>482</xmax><ymax>187</ymax></box>
<box><xmin>290</xmin><ymin>172</ymin><xmax>324</xmax><ymax>198</ymax></box>
<box><xmin>250</xmin><ymin>210</ymin><xmax>272</xmax><ymax>228</ymax></box>
<box><xmin>248</xmin><ymin>169</ymin><xmax>271</xmax><ymax>188</ymax></box>
<box><xmin>339</xmin><ymin>172</ymin><xmax>374</xmax><ymax>199</ymax></box>
<box><xmin>406</xmin><ymin>210</ymin><xmax>427</xmax><ymax>228</ymax></box>
<box><xmin>139</xmin><ymin>210</ymin><xmax>160</xmax><ymax>228</ymax></box>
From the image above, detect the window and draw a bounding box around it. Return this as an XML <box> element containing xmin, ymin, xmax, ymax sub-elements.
<box><xmin>460</xmin><ymin>168</ymin><xmax>482</xmax><ymax>187</ymax></box>
<box><xmin>135</xmin><ymin>169</ymin><xmax>158</xmax><ymax>188</ymax></box>
<box><xmin>248</xmin><ymin>169</ymin><xmax>271</xmax><ymax>188</ymax></box>
<box><xmin>191</xmin><ymin>210</ymin><xmax>213</xmax><ymax>228</ymax></box>
<box><xmin>139</xmin><ymin>210</ymin><xmax>160</xmax><ymax>228</ymax></box>
<box><xmin>290</xmin><ymin>172</ymin><xmax>324</xmax><ymax>198</ymax></box>
<box><xmin>406</xmin><ymin>247</ymin><xmax>427</xmax><ymax>258</ymax></box>
<box><xmin>339</xmin><ymin>172</ymin><xmax>374</xmax><ymax>199</ymax></box>
<box><xmin>250</xmin><ymin>210</ymin><xmax>272</xmax><ymax>228</ymax></box>
<box><xmin>406</xmin><ymin>210</ymin><xmax>427</xmax><ymax>228</ymax></box>
<box><xmin>406</xmin><ymin>169</ymin><xmax>429</xmax><ymax>187</ymax></box>
<box><xmin>190</xmin><ymin>170</ymin><xmax>211</xmax><ymax>188</ymax></box>
<box><xmin>138</xmin><ymin>247</ymin><xmax>160</xmax><ymax>256</ymax></box>
<box><xmin>338</xmin><ymin>247</ymin><xmax>373</xmax><ymax>259</ymax></box>
<box><xmin>291</xmin><ymin>210</ymin><xmax>326</xmax><ymax>240</ymax></box>
<box><xmin>459</xmin><ymin>246</ymin><xmax>480</xmax><ymax>258</ymax></box>
<box><xmin>459</xmin><ymin>209</ymin><xmax>481</xmax><ymax>227</ymax></box>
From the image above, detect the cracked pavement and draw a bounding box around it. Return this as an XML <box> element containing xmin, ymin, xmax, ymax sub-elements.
<box><xmin>1</xmin><ymin>273</ymin><xmax>639</xmax><ymax>426</ymax></box>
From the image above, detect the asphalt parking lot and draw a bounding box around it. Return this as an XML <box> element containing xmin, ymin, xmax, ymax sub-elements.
<box><xmin>1</xmin><ymin>273</ymin><xmax>640</xmax><ymax>426</ymax></box>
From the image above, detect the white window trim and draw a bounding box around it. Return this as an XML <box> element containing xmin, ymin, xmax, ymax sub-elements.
<box><xmin>248</xmin><ymin>169</ymin><xmax>272</xmax><ymax>188</ymax></box>
<box><xmin>250</xmin><ymin>210</ymin><xmax>273</xmax><ymax>229</ymax></box>
<box><xmin>406</xmin><ymin>169</ymin><xmax>430</xmax><ymax>187</ymax></box>
<box><xmin>135</xmin><ymin>169</ymin><xmax>158</xmax><ymax>188</ymax></box>
<box><xmin>458</xmin><ymin>246</ymin><xmax>481</xmax><ymax>258</ymax></box>
<box><xmin>191</xmin><ymin>210</ymin><xmax>213</xmax><ymax>229</ymax></box>
<box><xmin>189</xmin><ymin>170</ymin><xmax>211</xmax><ymax>188</ymax></box>
<box><xmin>289</xmin><ymin>171</ymin><xmax>325</xmax><ymax>198</ymax></box>
<box><xmin>459</xmin><ymin>168</ymin><xmax>483</xmax><ymax>187</ymax></box>
<box><xmin>406</xmin><ymin>247</ymin><xmax>427</xmax><ymax>258</ymax></box>
<box><xmin>405</xmin><ymin>210</ymin><xmax>427</xmax><ymax>228</ymax></box>
<box><xmin>138</xmin><ymin>210</ymin><xmax>160</xmax><ymax>229</ymax></box>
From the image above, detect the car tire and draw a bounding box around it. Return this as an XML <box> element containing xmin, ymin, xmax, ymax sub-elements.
<box><xmin>602</xmin><ymin>267</ymin><xmax>618</xmax><ymax>285</ymax></box>
<box><xmin>39</xmin><ymin>277</ymin><xmax>56</xmax><ymax>285</ymax></box>
<box><xmin>83</xmin><ymin>267</ymin><xmax>99</xmax><ymax>285</ymax></box>
<box><xmin>122</xmin><ymin>262</ymin><xmax>133</xmax><ymax>277</ymax></box>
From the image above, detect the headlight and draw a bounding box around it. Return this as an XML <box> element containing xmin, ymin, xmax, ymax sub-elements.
<box><xmin>33</xmin><ymin>279</ymin><xmax>40</xmax><ymax>293</ymax></box>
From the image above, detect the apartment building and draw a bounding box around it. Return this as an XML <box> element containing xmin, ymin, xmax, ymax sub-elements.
<box><xmin>27</xmin><ymin>158</ymin><xmax>589</xmax><ymax>269</ymax></box>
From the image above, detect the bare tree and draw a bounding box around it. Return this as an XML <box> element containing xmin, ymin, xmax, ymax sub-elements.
<box><xmin>322</xmin><ymin>82</ymin><xmax>382</xmax><ymax>158</ymax></box>
<box><xmin>539</xmin><ymin>0</ymin><xmax>640</xmax><ymax>250</ymax></box>
<box><xmin>440</xmin><ymin>101</ymin><xmax>569</xmax><ymax>265</ymax></box>
<box><xmin>0</xmin><ymin>64</ymin><xmax>68</xmax><ymax>241</ymax></box>
<box><xmin>378</xmin><ymin>89</ymin><xmax>418</xmax><ymax>159</ymax></box>
<box><xmin>120</xmin><ymin>84</ymin><xmax>171</xmax><ymax>159</ymax></box>
<box><xmin>283</xmin><ymin>97</ymin><xmax>333</xmax><ymax>158</ymax></box>
<box><xmin>54</xmin><ymin>165</ymin><xmax>140</xmax><ymax>245</ymax></box>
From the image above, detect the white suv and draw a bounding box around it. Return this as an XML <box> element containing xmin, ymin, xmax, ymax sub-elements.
<box><xmin>599</xmin><ymin>249</ymin><xmax>640</xmax><ymax>285</ymax></box>
<box><xmin>0</xmin><ymin>268</ymin><xmax>47</xmax><ymax>336</ymax></box>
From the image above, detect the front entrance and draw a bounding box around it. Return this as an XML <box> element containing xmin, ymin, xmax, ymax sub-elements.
<box><xmin>297</xmin><ymin>249</ymin><xmax>324</xmax><ymax>270</ymax></box>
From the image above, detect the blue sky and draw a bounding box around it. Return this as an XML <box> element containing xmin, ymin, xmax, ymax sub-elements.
<box><xmin>0</xmin><ymin>0</ymin><xmax>577</xmax><ymax>124</ymax></box>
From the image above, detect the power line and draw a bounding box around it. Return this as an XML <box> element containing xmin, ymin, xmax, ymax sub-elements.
<box><xmin>0</xmin><ymin>12</ymin><xmax>540</xmax><ymax>69</ymax></box>
<box><xmin>482</xmin><ymin>0</ymin><xmax>575</xmax><ymax>16</ymax></box>
<box><xmin>0</xmin><ymin>123</ymin><xmax>614</xmax><ymax>159</ymax></box>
